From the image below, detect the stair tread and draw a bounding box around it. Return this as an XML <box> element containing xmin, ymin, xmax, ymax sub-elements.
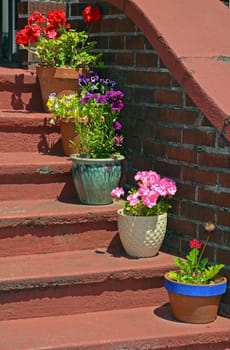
<box><xmin>0</xmin><ymin>152</ymin><xmax>72</xmax><ymax>176</ymax></box>
<box><xmin>0</xmin><ymin>305</ymin><xmax>229</xmax><ymax>350</ymax></box>
<box><xmin>0</xmin><ymin>198</ymin><xmax>119</xmax><ymax>220</ymax></box>
<box><xmin>0</xmin><ymin>249</ymin><xmax>175</xmax><ymax>290</ymax></box>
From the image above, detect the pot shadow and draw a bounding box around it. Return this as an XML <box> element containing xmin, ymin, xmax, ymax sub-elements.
<box><xmin>153</xmin><ymin>303</ymin><xmax>179</xmax><ymax>322</ymax></box>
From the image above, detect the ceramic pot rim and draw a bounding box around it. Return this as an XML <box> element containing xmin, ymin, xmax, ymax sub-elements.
<box><xmin>117</xmin><ymin>208</ymin><xmax>167</xmax><ymax>218</ymax></box>
<box><xmin>71</xmin><ymin>154</ymin><xmax>125</xmax><ymax>163</ymax></box>
<box><xmin>164</xmin><ymin>272</ymin><xmax>227</xmax><ymax>297</ymax></box>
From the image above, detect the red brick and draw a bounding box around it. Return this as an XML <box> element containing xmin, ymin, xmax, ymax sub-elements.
<box><xmin>176</xmin><ymin>183</ymin><xmax>196</xmax><ymax>201</ymax></box>
<box><xmin>198</xmin><ymin>152</ymin><xmax>230</xmax><ymax>168</ymax></box>
<box><xmin>167</xmin><ymin>146</ymin><xmax>196</xmax><ymax>163</ymax></box>
<box><xmin>17</xmin><ymin>2</ymin><xmax>28</xmax><ymax>15</ymax></box>
<box><xmin>136</xmin><ymin>53</ymin><xmax>158</xmax><ymax>68</ymax></box>
<box><xmin>155</xmin><ymin>90</ymin><xmax>183</xmax><ymax>106</ymax></box>
<box><xmin>126</xmin><ymin>71</ymin><xmax>146</xmax><ymax>85</ymax></box>
<box><xmin>153</xmin><ymin>127</ymin><xmax>182</xmax><ymax>143</ymax></box>
<box><xmin>217</xmin><ymin>209</ymin><xmax>230</xmax><ymax>226</ymax></box>
<box><xmin>198</xmin><ymin>188</ymin><xmax>230</xmax><ymax>209</ymax></box>
<box><xmin>182</xmin><ymin>166</ymin><xmax>216</xmax><ymax>185</ymax></box>
<box><xmin>112</xmin><ymin>18</ymin><xmax>135</xmax><ymax>32</ymax></box>
<box><xmin>115</xmin><ymin>53</ymin><xmax>133</xmax><ymax>66</ymax></box>
<box><xmin>216</xmin><ymin>249</ymin><xmax>230</xmax><ymax>265</ymax></box>
<box><xmin>126</xmin><ymin>36</ymin><xmax>145</xmax><ymax>50</ymax></box>
<box><xmin>180</xmin><ymin>202</ymin><xmax>215</xmax><ymax>222</ymax></box>
<box><xmin>219</xmin><ymin>172</ymin><xmax>230</xmax><ymax>187</ymax></box>
<box><xmin>143</xmin><ymin>141</ymin><xmax>166</xmax><ymax>157</ymax></box>
<box><xmin>167</xmin><ymin>217</ymin><xmax>196</xmax><ymax>237</ymax></box>
<box><xmin>183</xmin><ymin>129</ymin><xmax>216</xmax><ymax>147</ymax></box>
<box><xmin>146</xmin><ymin>72</ymin><xmax>171</xmax><ymax>87</ymax></box>
<box><xmin>155</xmin><ymin>161</ymin><xmax>182</xmax><ymax>179</ymax></box>
<box><xmin>131</xmin><ymin>156</ymin><xmax>152</xmax><ymax>170</ymax></box>
<box><xmin>109</xmin><ymin>35</ymin><xmax>125</xmax><ymax>49</ymax></box>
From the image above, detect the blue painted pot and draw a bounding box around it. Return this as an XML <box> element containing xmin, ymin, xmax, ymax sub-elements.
<box><xmin>164</xmin><ymin>273</ymin><xmax>227</xmax><ymax>323</ymax></box>
<box><xmin>71</xmin><ymin>154</ymin><xmax>125</xmax><ymax>205</ymax></box>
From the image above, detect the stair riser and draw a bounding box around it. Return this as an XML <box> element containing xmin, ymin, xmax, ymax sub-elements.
<box><xmin>0</xmin><ymin>68</ymin><xmax>43</xmax><ymax>111</ymax></box>
<box><xmin>0</xmin><ymin>222</ymin><xmax>119</xmax><ymax>257</ymax></box>
<box><xmin>0</xmin><ymin>174</ymin><xmax>75</xmax><ymax>200</ymax></box>
<box><xmin>0</xmin><ymin>277</ymin><xmax>168</xmax><ymax>321</ymax></box>
<box><xmin>0</xmin><ymin>130</ymin><xmax>62</xmax><ymax>153</ymax></box>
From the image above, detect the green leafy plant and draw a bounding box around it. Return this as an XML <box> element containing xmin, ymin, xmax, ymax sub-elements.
<box><xmin>168</xmin><ymin>222</ymin><xmax>224</xmax><ymax>284</ymax></box>
<box><xmin>16</xmin><ymin>8</ymin><xmax>103</xmax><ymax>68</ymax></box>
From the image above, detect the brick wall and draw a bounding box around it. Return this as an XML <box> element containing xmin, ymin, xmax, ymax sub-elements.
<box><xmin>68</xmin><ymin>0</ymin><xmax>230</xmax><ymax>314</ymax></box>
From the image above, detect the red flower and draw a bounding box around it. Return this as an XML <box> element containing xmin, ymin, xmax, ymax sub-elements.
<box><xmin>82</xmin><ymin>6</ymin><xmax>102</xmax><ymax>23</ymax></box>
<box><xmin>16</xmin><ymin>28</ymin><xmax>29</xmax><ymax>46</ymax></box>
<box><xmin>28</xmin><ymin>11</ymin><xmax>46</xmax><ymax>25</ymax></box>
<box><xmin>189</xmin><ymin>238</ymin><xmax>202</xmax><ymax>249</ymax></box>
<box><xmin>16</xmin><ymin>23</ymin><xmax>41</xmax><ymax>45</ymax></box>
<box><xmin>47</xmin><ymin>10</ymin><xmax>66</xmax><ymax>29</ymax></box>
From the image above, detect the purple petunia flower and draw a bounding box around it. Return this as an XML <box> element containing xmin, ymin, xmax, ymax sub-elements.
<box><xmin>112</xmin><ymin>121</ymin><xmax>123</xmax><ymax>130</ymax></box>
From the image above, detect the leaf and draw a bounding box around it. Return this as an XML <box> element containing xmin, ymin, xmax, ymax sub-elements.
<box><xmin>204</xmin><ymin>264</ymin><xmax>224</xmax><ymax>282</ymax></box>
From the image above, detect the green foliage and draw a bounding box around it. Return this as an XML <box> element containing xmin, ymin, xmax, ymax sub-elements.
<box><xmin>35</xmin><ymin>30</ymin><xmax>103</xmax><ymax>68</ymax></box>
<box><xmin>168</xmin><ymin>247</ymin><xmax>224</xmax><ymax>285</ymax></box>
<box><xmin>74</xmin><ymin>99</ymin><xmax>119</xmax><ymax>158</ymax></box>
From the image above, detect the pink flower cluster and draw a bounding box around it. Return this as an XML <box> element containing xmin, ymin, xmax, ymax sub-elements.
<box><xmin>111</xmin><ymin>170</ymin><xmax>177</xmax><ymax>209</ymax></box>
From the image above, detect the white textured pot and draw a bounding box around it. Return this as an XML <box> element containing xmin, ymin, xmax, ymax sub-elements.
<box><xmin>117</xmin><ymin>209</ymin><xmax>167</xmax><ymax>258</ymax></box>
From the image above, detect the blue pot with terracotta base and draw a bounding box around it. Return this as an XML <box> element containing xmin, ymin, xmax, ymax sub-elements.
<box><xmin>164</xmin><ymin>273</ymin><xmax>227</xmax><ymax>323</ymax></box>
<box><xmin>71</xmin><ymin>154</ymin><xmax>125</xmax><ymax>205</ymax></box>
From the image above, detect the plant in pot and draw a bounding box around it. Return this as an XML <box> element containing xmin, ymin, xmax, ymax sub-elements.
<box><xmin>164</xmin><ymin>222</ymin><xmax>227</xmax><ymax>324</ymax></box>
<box><xmin>46</xmin><ymin>92</ymin><xmax>82</xmax><ymax>156</ymax></box>
<box><xmin>70</xmin><ymin>71</ymin><xmax>125</xmax><ymax>205</ymax></box>
<box><xmin>111</xmin><ymin>170</ymin><xmax>177</xmax><ymax>258</ymax></box>
<box><xmin>16</xmin><ymin>6</ymin><xmax>103</xmax><ymax>111</ymax></box>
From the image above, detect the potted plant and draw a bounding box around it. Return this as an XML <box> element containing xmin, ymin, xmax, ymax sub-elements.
<box><xmin>111</xmin><ymin>170</ymin><xmax>177</xmax><ymax>258</ymax></box>
<box><xmin>164</xmin><ymin>222</ymin><xmax>227</xmax><ymax>324</ymax></box>
<box><xmin>46</xmin><ymin>92</ymin><xmax>82</xmax><ymax>156</ymax></box>
<box><xmin>68</xmin><ymin>71</ymin><xmax>125</xmax><ymax>205</ymax></box>
<box><xmin>16</xmin><ymin>6</ymin><xmax>103</xmax><ymax>111</ymax></box>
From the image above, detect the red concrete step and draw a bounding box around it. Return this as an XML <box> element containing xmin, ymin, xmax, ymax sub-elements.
<box><xmin>0</xmin><ymin>67</ymin><xmax>43</xmax><ymax>111</ymax></box>
<box><xmin>0</xmin><ymin>199</ymin><xmax>121</xmax><ymax>257</ymax></box>
<box><xmin>0</xmin><ymin>110</ymin><xmax>62</xmax><ymax>153</ymax></box>
<box><xmin>0</xmin><ymin>152</ymin><xmax>74</xmax><ymax>201</ymax></box>
<box><xmin>0</xmin><ymin>305</ymin><xmax>229</xmax><ymax>350</ymax></box>
<box><xmin>0</xmin><ymin>249</ymin><xmax>175</xmax><ymax>321</ymax></box>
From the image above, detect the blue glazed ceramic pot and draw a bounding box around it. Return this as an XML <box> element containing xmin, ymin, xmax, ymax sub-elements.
<box><xmin>71</xmin><ymin>154</ymin><xmax>125</xmax><ymax>205</ymax></box>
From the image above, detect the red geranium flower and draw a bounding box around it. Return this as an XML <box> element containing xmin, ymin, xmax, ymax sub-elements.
<box><xmin>189</xmin><ymin>238</ymin><xmax>202</xmax><ymax>249</ymax></box>
<box><xmin>82</xmin><ymin>6</ymin><xmax>102</xmax><ymax>23</ymax></box>
<box><xmin>47</xmin><ymin>9</ymin><xmax>66</xmax><ymax>29</ymax></box>
<box><xmin>28</xmin><ymin>11</ymin><xmax>46</xmax><ymax>25</ymax></box>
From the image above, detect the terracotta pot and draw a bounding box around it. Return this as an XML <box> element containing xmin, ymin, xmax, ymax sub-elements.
<box><xmin>164</xmin><ymin>273</ymin><xmax>227</xmax><ymax>323</ymax></box>
<box><xmin>60</xmin><ymin>120</ymin><xmax>80</xmax><ymax>156</ymax></box>
<box><xmin>36</xmin><ymin>66</ymin><xmax>88</xmax><ymax>112</ymax></box>
<box><xmin>117</xmin><ymin>209</ymin><xmax>167</xmax><ymax>258</ymax></box>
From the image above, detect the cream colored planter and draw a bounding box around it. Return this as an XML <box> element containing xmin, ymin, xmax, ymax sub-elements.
<box><xmin>117</xmin><ymin>209</ymin><xmax>167</xmax><ymax>258</ymax></box>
